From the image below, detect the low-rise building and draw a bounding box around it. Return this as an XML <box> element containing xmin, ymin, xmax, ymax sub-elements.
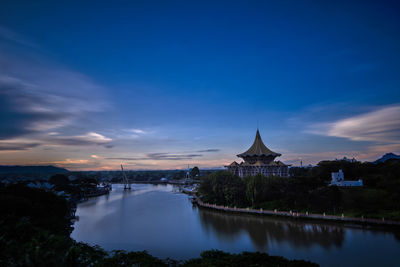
<box><xmin>330</xmin><ymin>169</ymin><xmax>363</xmax><ymax>187</ymax></box>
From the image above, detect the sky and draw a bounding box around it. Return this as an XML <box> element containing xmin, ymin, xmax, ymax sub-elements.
<box><xmin>0</xmin><ymin>0</ymin><xmax>399</xmax><ymax>170</ymax></box>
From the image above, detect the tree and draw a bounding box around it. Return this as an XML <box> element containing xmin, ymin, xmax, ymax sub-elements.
<box><xmin>49</xmin><ymin>174</ymin><xmax>69</xmax><ymax>187</ymax></box>
<box><xmin>198</xmin><ymin>171</ymin><xmax>247</xmax><ymax>207</ymax></box>
<box><xmin>190</xmin><ymin>166</ymin><xmax>200</xmax><ymax>178</ymax></box>
<box><xmin>244</xmin><ymin>174</ymin><xmax>270</xmax><ymax>206</ymax></box>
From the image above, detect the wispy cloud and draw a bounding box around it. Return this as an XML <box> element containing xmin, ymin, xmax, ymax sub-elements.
<box><xmin>197</xmin><ymin>149</ymin><xmax>220</xmax><ymax>152</ymax></box>
<box><xmin>0</xmin><ymin>25</ymin><xmax>39</xmax><ymax>48</ymax></box>
<box><xmin>307</xmin><ymin>105</ymin><xmax>400</xmax><ymax>143</ymax></box>
<box><xmin>52</xmin><ymin>158</ymin><xmax>90</xmax><ymax>164</ymax></box>
<box><xmin>127</xmin><ymin>129</ymin><xmax>147</xmax><ymax>134</ymax></box>
<box><xmin>0</xmin><ymin>141</ymin><xmax>40</xmax><ymax>151</ymax></box>
<box><xmin>105</xmin><ymin>149</ymin><xmax>220</xmax><ymax>162</ymax></box>
<box><xmin>0</xmin><ymin>67</ymin><xmax>108</xmax><ymax>139</ymax></box>
<box><xmin>0</xmin><ymin>27</ymin><xmax>112</xmax><ymax>153</ymax></box>
<box><xmin>105</xmin><ymin>157</ymin><xmax>141</xmax><ymax>160</ymax></box>
<box><xmin>0</xmin><ymin>131</ymin><xmax>113</xmax><ymax>152</ymax></box>
<box><xmin>0</xmin><ymin>25</ymin><xmax>109</xmax><ymax>142</ymax></box>
<box><xmin>147</xmin><ymin>153</ymin><xmax>202</xmax><ymax>160</ymax></box>
<box><xmin>109</xmin><ymin>128</ymin><xmax>152</xmax><ymax>140</ymax></box>
<box><xmin>47</xmin><ymin>132</ymin><xmax>112</xmax><ymax>146</ymax></box>
<box><xmin>106</xmin><ymin>152</ymin><xmax>203</xmax><ymax>161</ymax></box>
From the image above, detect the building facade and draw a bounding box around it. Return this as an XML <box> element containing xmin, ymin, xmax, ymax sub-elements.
<box><xmin>330</xmin><ymin>169</ymin><xmax>363</xmax><ymax>187</ymax></box>
<box><xmin>226</xmin><ymin>129</ymin><xmax>288</xmax><ymax>177</ymax></box>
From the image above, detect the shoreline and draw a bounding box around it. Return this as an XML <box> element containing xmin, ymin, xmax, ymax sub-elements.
<box><xmin>191</xmin><ymin>196</ymin><xmax>400</xmax><ymax>227</ymax></box>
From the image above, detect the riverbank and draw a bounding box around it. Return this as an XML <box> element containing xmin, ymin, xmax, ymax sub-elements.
<box><xmin>192</xmin><ymin>196</ymin><xmax>400</xmax><ymax>227</ymax></box>
<box><xmin>82</xmin><ymin>184</ymin><xmax>111</xmax><ymax>198</ymax></box>
<box><xmin>72</xmin><ymin>183</ymin><xmax>400</xmax><ymax>266</ymax></box>
<box><xmin>127</xmin><ymin>179</ymin><xmax>199</xmax><ymax>185</ymax></box>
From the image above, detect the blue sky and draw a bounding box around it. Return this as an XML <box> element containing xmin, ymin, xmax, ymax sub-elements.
<box><xmin>0</xmin><ymin>1</ymin><xmax>399</xmax><ymax>170</ymax></box>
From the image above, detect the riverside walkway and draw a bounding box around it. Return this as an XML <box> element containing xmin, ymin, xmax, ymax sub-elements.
<box><xmin>192</xmin><ymin>197</ymin><xmax>400</xmax><ymax>227</ymax></box>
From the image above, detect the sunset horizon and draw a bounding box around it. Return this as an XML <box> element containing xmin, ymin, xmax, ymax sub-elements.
<box><xmin>1</xmin><ymin>1</ymin><xmax>399</xmax><ymax>171</ymax></box>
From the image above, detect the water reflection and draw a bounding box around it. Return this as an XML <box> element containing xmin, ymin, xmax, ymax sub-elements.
<box><xmin>72</xmin><ymin>184</ymin><xmax>400</xmax><ymax>266</ymax></box>
<box><xmin>198</xmin><ymin>208</ymin><xmax>345</xmax><ymax>250</ymax></box>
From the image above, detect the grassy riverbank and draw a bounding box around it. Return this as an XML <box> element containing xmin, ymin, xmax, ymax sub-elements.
<box><xmin>0</xmin><ymin>184</ymin><xmax>317</xmax><ymax>266</ymax></box>
<box><xmin>198</xmin><ymin>160</ymin><xmax>400</xmax><ymax>221</ymax></box>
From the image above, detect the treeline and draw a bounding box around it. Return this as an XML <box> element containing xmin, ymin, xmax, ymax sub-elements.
<box><xmin>69</xmin><ymin>167</ymin><xmax>210</xmax><ymax>183</ymax></box>
<box><xmin>0</xmin><ymin>184</ymin><xmax>316</xmax><ymax>266</ymax></box>
<box><xmin>289</xmin><ymin>159</ymin><xmax>400</xmax><ymax>188</ymax></box>
<box><xmin>198</xmin><ymin>159</ymin><xmax>400</xmax><ymax>220</ymax></box>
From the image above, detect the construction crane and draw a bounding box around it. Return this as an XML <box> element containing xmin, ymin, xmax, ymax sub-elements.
<box><xmin>121</xmin><ymin>164</ymin><xmax>131</xmax><ymax>190</ymax></box>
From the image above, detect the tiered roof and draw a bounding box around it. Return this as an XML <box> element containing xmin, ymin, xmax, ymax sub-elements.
<box><xmin>237</xmin><ymin>129</ymin><xmax>281</xmax><ymax>158</ymax></box>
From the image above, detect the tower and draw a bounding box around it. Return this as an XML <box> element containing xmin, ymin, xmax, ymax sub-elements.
<box><xmin>226</xmin><ymin>129</ymin><xmax>288</xmax><ymax>177</ymax></box>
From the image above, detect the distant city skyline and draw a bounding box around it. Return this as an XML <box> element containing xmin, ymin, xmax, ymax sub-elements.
<box><xmin>0</xmin><ymin>1</ymin><xmax>399</xmax><ymax>170</ymax></box>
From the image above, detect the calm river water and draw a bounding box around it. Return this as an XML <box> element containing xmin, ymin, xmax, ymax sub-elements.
<box><xmin>71</xmin><ymin>184</ymin><xmax>400</xmax><ymax>266</ymax></box>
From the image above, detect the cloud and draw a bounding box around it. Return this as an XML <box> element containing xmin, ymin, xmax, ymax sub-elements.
<box><xmin>0</xmin><ymin>45</ymin><xmax>108</xmax><ymax>140</ymax></box>
<box><xmin>105</xmin><ymin>157</ymin><xmax>141</xmax><ymax>160</ymax></box>
<box><xmin>0</xmin><ymin>131</ymin><xmax>112</xmax><ymax>152</ymax></box>
<box><xmin>48</xmin><ymin>132</ymin><xmax>112</xmax><ymax>146</ymax></box>
<box><xmin>197</xmin><ymin>149</ymin><xmax>220</xmax><ymax>152</ymax></box>
<box><xmin>128</xmin><ymin>129</ymin><xmax>146</xmax><ymax>134</ymax></box>
<box><xmin>114</xmin><ymin>128</ymin><xmax>152</xmax><ymax>140</ymax></box>
<box><xmin>52</xmin><ymin>158</ymin><xmax>90</xmax><ymax>164</ymax></box>
<box><xmin>0</xmin><ymin>142</ymin><xmax>40</xmax><ymax>151</ymax></box>
<box><xmin>147</xmin><ymin>153</ymin><xmax>202</xmax><ymax>160</ymax></box>
<box><xmin>0</xmin><ymin>76</ymin><xmax>65</xmax><ymax>138</ymax></box>
<box><xmin>106</xmin><ymin>152</ymin><xmax>203</xmax><ymax>161</ymax></box>
<box><xmin>0</xmin><ymin>27</ymin><xmax>112</xmax><ymax>154</ymax></box>
<box><xmin>307</xmin><ymin>105</ymin><xmax>400</xmax><ymax>143</ymax></box>
<box><xmin>0</xmin><ymin>73</ymin><xmax>106</xmax><ymax>139</ymax></box>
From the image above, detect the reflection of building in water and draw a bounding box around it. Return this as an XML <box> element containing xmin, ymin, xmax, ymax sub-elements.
<box><xmin>197</xmin><ymin>208</ymin><xmax>345</xmax><ymax>250</ymax></box>
<box><xmin>226</xmin><ymin>129</ymin><xmax>288</xmax><ymax>177</ymax></box>
<box><xmin>330</xmin><ymin>169</ymin><xmax>363</xmax><ymax>187</ymax></box>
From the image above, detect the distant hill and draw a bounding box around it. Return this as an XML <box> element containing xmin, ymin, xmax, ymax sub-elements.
<box><xmin>0</xmin><ymin>165</ymin><xmax>69</xmax><ymax>174</ymax></box>
<box><xmin>373</xmin><ymin>153</ymin><xmax>400</xmax><ymax>164</ymax></box>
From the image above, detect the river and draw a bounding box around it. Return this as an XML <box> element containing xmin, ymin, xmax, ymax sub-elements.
<box><xmin>71</xmin><ymin>184</ymin><xmax>400</xmax><ymax>266</ymax></box>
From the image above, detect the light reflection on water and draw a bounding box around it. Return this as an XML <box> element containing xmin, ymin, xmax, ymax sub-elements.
<box><xmin>198</xmin><ymin>209</ymin><xmax>345</xmax><ymax>250</ymax></box>
<box><xmin>71</xmin><ymin>184</ymin><xmax>400</xmax><ymax>266</ymax></box>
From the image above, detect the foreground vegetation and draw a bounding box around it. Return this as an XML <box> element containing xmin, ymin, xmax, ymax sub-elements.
<box><xmin>198</xmin><ymin>159</ymin><xmax>400</xmax><ymax>220</ymax></box>
<box><xmin>0</xmin><ymin>184</ymin><xmax>316</xmax><ymax>266</ymax></box>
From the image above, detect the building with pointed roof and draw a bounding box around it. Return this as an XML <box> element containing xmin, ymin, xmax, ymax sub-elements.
<box><xmin>226</xmin><ymin>129</ymin><xmax>289</xmax><ymax>177</ymax></box>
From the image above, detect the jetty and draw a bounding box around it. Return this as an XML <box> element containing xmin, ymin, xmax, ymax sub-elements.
<box><xmin>82</xmin><ymin>184</ymin><xmax>111</xmax><ymax>199</ymax></box>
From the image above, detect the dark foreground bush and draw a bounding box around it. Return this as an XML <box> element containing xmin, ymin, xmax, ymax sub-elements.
<box><xmin>183</xmin><ymin>250</ymin><xmax>318</xmax><ymax>267</ymax></box>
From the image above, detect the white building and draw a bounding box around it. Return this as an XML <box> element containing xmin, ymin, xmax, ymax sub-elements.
<box><xmin>330</xmin><ymin>169</ymin><xmax>363</xmax><ymax>187</ymax></box>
